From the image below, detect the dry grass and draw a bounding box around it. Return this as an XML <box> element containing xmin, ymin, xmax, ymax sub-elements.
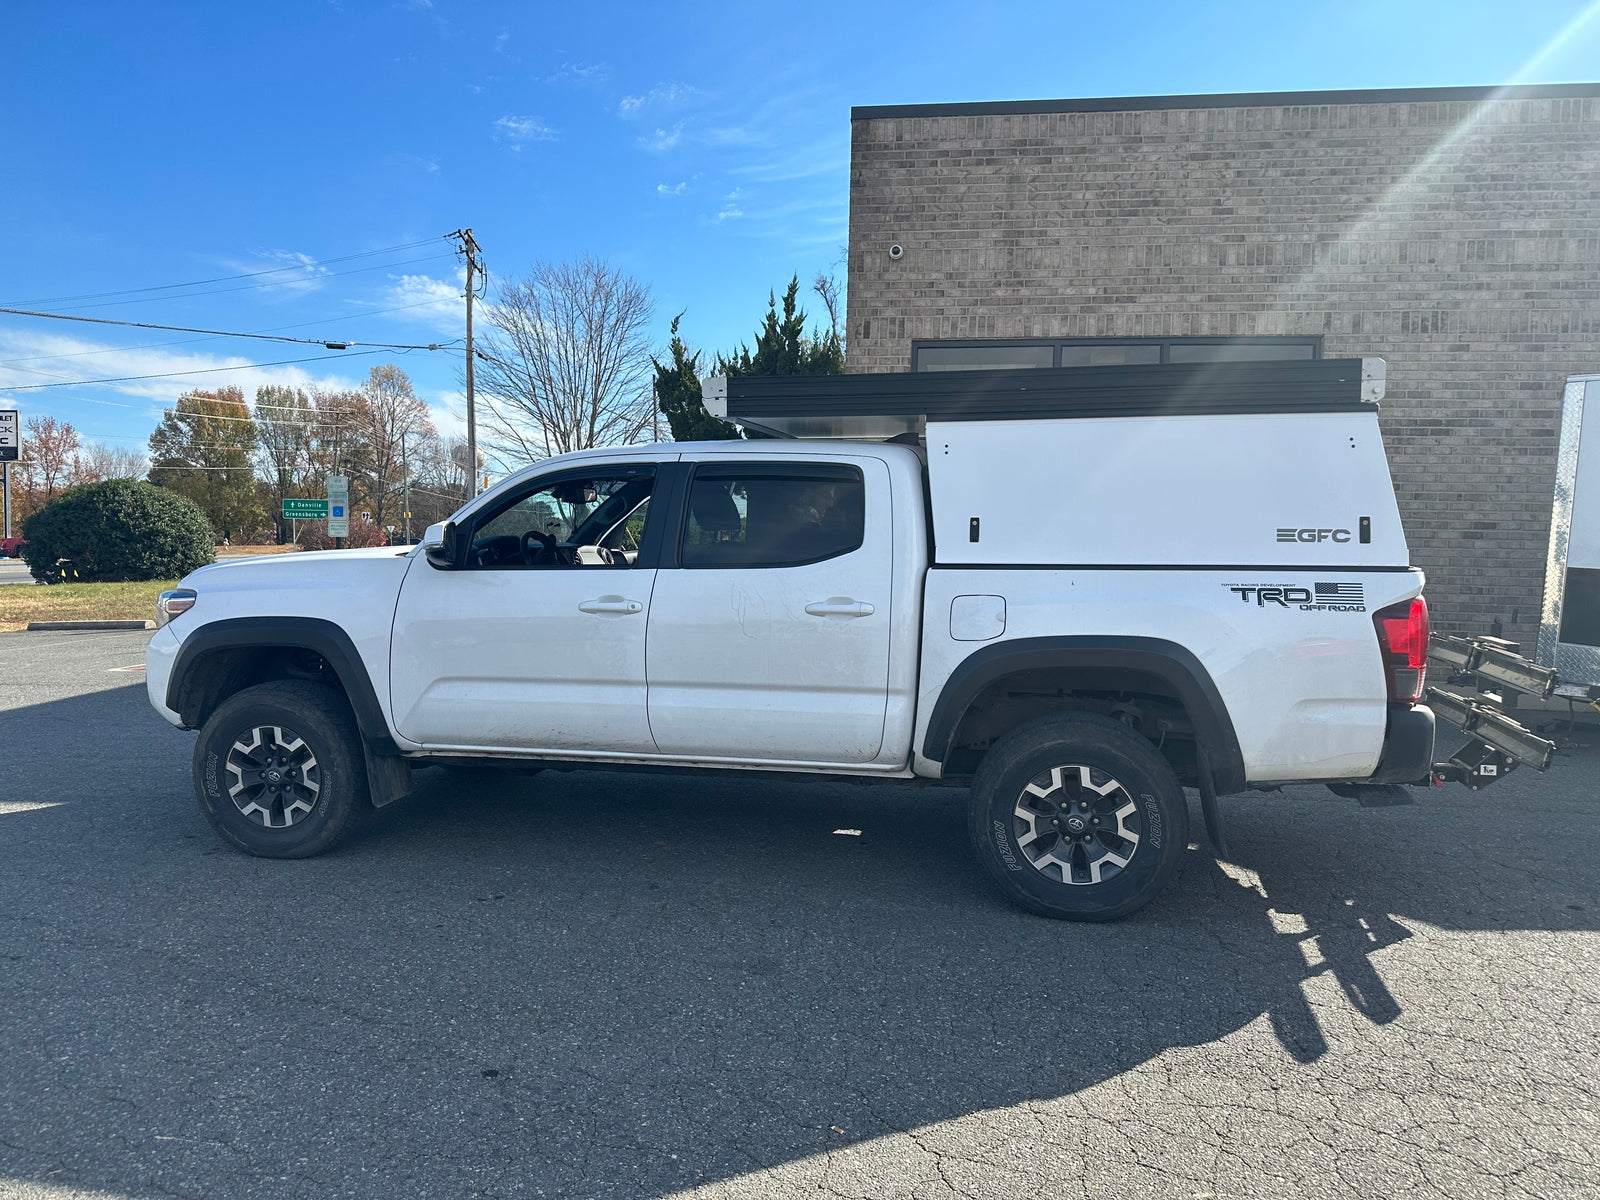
<box><xmin>0</xmin><ymin>547</ymin><xmax>301</xmax><ymax>631</ymax></box>
<box><xmin>0</xmin><ymin>579</ymin><xmax>176</xmax><ymax>632</ymax></box>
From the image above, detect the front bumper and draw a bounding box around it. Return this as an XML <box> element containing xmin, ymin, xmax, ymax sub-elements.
<box><xmin>145</xmin><ymin>624</ymin><xmax>184</xmax><ymax>727</ymax></box>
<box><xmin>1367</xmin><ymin>703</ymin><xmax>1435</xmax><ymax>785</ymax></box>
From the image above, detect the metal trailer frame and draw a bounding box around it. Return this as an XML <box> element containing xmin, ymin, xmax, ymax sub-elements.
<box><xmin>1538</xmin><ymin>374</ymin><xmax>1600</xmax><ymax>685</ymax></box>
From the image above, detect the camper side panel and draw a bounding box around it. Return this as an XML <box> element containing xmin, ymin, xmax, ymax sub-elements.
<box><xmin>926</xmin><ymin>411</ymin><xmax>1408</xmax><ymax>568</ymax></box>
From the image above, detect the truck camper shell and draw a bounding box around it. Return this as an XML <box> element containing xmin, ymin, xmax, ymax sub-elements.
<box><xmin>705</xmin><ymin>358</ymin><xmax>1408</xmax><ymax>569</ymax></box>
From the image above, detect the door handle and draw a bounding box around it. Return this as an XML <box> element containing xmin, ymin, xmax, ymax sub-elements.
<box><xmin>578</xmin><ymin>596</ymin><xmax>644</xmax><ymax>615</ymax></box>
<box><xmin>805</xmin><ymin>599</ymin><xmax>875</xmax><ymax>618</ymax></box>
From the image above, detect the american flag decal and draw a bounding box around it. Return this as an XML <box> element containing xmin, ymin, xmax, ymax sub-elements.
<box><xmin>1315</xmin><ymin>581</ymin><xmax>1364</xmax><ymax>602</ymax></box>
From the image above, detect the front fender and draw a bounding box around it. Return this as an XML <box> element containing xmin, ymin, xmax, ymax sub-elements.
<box><xmin>167</xmin><ymin>616</ymin><xmax>402</xmax><ymax>757</ymax></box>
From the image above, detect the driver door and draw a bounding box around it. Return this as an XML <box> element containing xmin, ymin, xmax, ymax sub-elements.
<box><xmin>389</xmin><ymin>462</ymin><xmax>666</xmax><ymax>753</ymax></box>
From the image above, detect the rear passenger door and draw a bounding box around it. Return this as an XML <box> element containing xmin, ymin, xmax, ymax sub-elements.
<box><xmin>644</xmin><ymin>457</ymin><xmax>894</xmax><ymax>764</ymax></box>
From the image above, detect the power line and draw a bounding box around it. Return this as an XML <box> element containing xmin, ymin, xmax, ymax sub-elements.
<box><xmin>0</xmin><ymin>306</ymin><xmax>458</xmax><ymax>353</ymax></box>
<box><xmin>9</xmin><ymin>253</ymin><xmax>457</xmax><ymax>314</ymax></box>
<box><xmin>0</xmin><ymin>294</ymin><xmax>467</xmax><ymax>369</ymax></box>
<box><xmin>2</xmin><ymin>350</ymin><xmax>385</xmax><ymax>391</ymax></box>
<box><xmin>0</xmin><ymin>238</ymin><xmax>452</xmax><ymax>307</ymax></box>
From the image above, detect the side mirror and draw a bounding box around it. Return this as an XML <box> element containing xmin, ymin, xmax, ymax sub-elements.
<box><xmin>424</xmin><ymin>520</ymin><xmax>460</xmax><ymax>570</ymax></box>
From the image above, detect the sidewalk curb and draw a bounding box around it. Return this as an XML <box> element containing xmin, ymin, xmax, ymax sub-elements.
<box><xmin>25</xmin><ymin>620</ymin><xmax>156</xmax><ymax>631</ymax></box>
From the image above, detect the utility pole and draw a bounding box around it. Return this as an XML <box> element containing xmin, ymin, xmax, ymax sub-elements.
<box><xmin>450</xmin><ymin>228</ymin><xmax>484</xmax><ymax>495</ymax></box>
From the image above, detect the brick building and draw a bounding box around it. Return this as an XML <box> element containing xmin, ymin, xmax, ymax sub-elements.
<box><xmin>845</xmin><ymin>84</ymin><xmax>1600</xmax><ymax>643</ymax></box>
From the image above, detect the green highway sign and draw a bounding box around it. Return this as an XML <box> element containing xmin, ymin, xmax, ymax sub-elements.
<box><xmin>283</xmin><ymin>499</ymin><xmax>330</xmax><ymax>519</ymax></box>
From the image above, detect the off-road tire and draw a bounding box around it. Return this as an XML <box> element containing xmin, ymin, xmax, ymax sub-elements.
<box><xmin>193</xmin><ymin>680</ymin><xmax>370</xmax><ymax>858</ymax></box>
<box><xmin>969</xmin><ymin>712</ymin><xmax>1189</xmax><ymax>921</ymax></box>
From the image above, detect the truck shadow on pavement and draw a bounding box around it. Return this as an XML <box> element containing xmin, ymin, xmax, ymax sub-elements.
<box><xmin>1</xmin><ymin>678</ymin><xmax>1596</xmax><ymax>1198</ymax></box>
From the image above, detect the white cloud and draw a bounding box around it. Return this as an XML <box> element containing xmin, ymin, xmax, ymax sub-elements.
<box><xmin>715</xmin><ymin>186</ymin><xmax>745</xmax><ymax>219</ymax></box>
<box><xmin>546</xmin><ymin>61</ymin><xmax>607</xmax><ymax>87</ymax></box>
<box><xmin>618</xmin><ymin>83</ymin><xmax>693</xmax><ymax>117</ymax></box>
<box><xmin>374</xmin><ymin>271</ymin><xmax>464</xmax><ymax>332</ymax></box>
<box><xmin>213</xmin><ymin>249</ymin><xmax>330</xmax><ymax>297</ymax></box>
<box><xmin>656</xmin><ymin>181</ymin><xmax>687</xmax><ymax>196</ymax></box>
<box><xmin>0</xmin><ymin>328</ymin><xmax>370</xmax><ymax>406</ymax></box>
<box><xmin>425</xmin><ymin>395</ymin><xmax>466</xmax><ymax>441</ymax></box>
<box><xmin>492</xmin><ymin>30</ymin><xmax>509</xmax><ymax>54</ymax></box>
<box><xmin>494</xmin><ymin>114</ymin><xmax>556</xmax><ymax>150</ymax></box>
<box><xmin>637</xmin><ymin>122</ymin><xmax>683</xmax><ymax>152</ymax></box>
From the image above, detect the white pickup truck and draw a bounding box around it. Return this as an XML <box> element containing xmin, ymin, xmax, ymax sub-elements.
<box><xmin>145</xmin><ymin>358</ymin><xmax>1435</xmax><ymax>920</ymax></box>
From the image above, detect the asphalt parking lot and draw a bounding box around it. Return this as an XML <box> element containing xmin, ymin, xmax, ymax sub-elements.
<box><xmin>1</xmin><ymin>631</ymin><xmax>1596</xmax><ymax>1200</ymax></box>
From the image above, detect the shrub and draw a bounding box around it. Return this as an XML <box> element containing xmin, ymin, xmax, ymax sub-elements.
<box><xmin>295</xmin><ymin>516</ymin><xmax>389</xmax><ymax>551</ymax></box>
<box><xmin>21</xmin><ymin>479</ymin><xmax>216</xmax><ymax>583</ymax></box>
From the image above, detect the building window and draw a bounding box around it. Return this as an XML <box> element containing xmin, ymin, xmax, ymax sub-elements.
<box><xmin>915</xmin><ymin>344</ymin><xmax>1056</xmax><ymax>372</ymax></box>
<box><xmin>911</xmin><ymin>337</ymin><xmax>1321</xmax><ymax>371</ymax></box>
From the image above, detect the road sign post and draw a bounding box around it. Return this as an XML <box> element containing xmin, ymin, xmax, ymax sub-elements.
<box><xmin>1</xmin><ymin>410</ymin><xmax>19</xmax><ymax>540</ymax></box>
<box><xmin>327</xmin><ymin>476</ymin><xmax>349</xmax><ymax>542</ymax></box>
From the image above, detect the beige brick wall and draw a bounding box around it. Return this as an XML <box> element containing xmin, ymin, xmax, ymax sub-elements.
<box><xmin>846</xmin><ymin>91</ymin><xmax>1600</xmax><ymax>644</ymax></box>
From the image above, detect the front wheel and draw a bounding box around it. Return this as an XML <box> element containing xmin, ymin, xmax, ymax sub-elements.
<box><xmin>193</xmin><ymin>680</ymin><xmax>371</xmax><ymax>858</ymax></box>
<box><xmin>969</xmin><ymin>713</ymin><xmax>1189</xmax><ymax>921</ymax></box>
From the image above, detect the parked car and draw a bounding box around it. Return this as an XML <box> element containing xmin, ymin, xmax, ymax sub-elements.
<box><xmin>0</xmin><ymin>536</ymin><xmax>26</xmax><ymax>559</ymax></box>
<box><xmin>144</xmin><ymin>358</ymin><xmax>1434</xmax><ymax>920</ymax></box>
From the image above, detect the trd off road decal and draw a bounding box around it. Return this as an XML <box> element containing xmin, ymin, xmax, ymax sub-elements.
<box><xmin>1226</xmin><ymin>582</ymin><xmax>1367</xmax><ymax>613</ymax></box>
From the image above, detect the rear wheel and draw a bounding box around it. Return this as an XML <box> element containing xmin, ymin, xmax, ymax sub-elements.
<box><xmin>969</xmin><ymin>713</ymin><xmax>1188</xmax><ymax>921</ymax></box>
<box><xmin>193</xmin><ymin>681</ymin><xmax>370</xmax><ymax>858</ymax></box>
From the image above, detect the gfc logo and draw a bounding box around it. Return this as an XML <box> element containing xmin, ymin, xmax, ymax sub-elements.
<box><xmin>1276</xmin><ymin>527</ymin><xmax>1351</xmax><ymax>543</ymax></box>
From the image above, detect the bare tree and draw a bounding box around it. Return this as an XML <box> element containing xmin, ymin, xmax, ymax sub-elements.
<box><xmin>475</xmin><ymin>256</ymin><xmax>655</xmax><ymax>464</ymax></box>
<box><xmin>77</xmin><ymin>442</ymin><xmax>148</xmax><ymax>481</ymax></box>
<box><xmin>353</xmin><ymin>365</ymin><xmax>436</xmax><ymax>531</ymax></box>
<box><xmin>812</xmin><ymin>244</ymin><xmax>847</xmax><ymax>351</ymax></box>
<box><xmin>255</xmin><ymin>386</ymin><xmax>316</xmax><ymax>540</ymax></box>
<box><xmin>26</xmin><ymin>416</ymin><xmax>81</xmax><ymax>505</ymax></box>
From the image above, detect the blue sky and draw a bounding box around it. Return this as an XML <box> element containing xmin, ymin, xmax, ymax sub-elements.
<box><xmin>3</xmin><ymin>0</ymin><xmax>1599</xmax><ymax>459</ymax></box>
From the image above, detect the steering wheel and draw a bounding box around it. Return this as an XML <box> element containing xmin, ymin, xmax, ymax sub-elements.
<box><xmin>520</xmin><ymin>528</ymin><xmax>557</xmax><ymax>565</ymax></box>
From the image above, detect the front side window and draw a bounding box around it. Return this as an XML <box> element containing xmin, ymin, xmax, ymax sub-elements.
<box><xmin>681</xmin><ymin>465</ymin><xmax>864</xmax><ymax>568</ymax></box>
<box><xmin>468</xmin><ymin>470</ymin><xmax>654</xmax><ymax>568</ymax></box>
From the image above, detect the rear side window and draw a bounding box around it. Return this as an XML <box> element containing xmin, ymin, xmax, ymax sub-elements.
<box><xmin>681</xmin><ymin>464</ymin><xmax>864</xmax><ymax>568</ymax></box>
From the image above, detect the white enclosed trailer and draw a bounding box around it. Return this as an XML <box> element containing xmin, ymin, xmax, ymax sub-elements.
<box><xmin>1540</xmin><ymin>374</ymin><xmax>1600</xmax><ymax>686</ymax></box>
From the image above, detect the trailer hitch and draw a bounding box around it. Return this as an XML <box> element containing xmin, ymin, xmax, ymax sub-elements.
<box><xmin>1425</xmin><ymin>634</ymin><xmax>1559</xmax><ymax>790</ymax></box>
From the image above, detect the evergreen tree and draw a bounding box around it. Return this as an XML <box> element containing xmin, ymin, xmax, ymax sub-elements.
<box><xmin>716</xmin><ymin>276</ymin><xmax>844</xmax><ymax>378</ymax></box>
<box><xmin>148</xmin><ymin>387</ymin><xmax>265</xmax><ymax>541</ymax></box>
<box><xmin>653</xmin><ymin>314</ymin><xmax>738</xmax><ymax>442</ymax></box>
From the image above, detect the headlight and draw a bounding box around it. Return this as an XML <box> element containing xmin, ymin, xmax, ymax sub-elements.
<box><xmin>156</xmin><ymin>588</ymin><xmax>197</xmax><ymax>626</ymax></box>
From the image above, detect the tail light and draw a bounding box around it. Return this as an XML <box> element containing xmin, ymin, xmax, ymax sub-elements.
<box><xmin>1373</xmin><ymin>595</ymin><xmax>1429</xmax><ymax>705</ymax></box>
